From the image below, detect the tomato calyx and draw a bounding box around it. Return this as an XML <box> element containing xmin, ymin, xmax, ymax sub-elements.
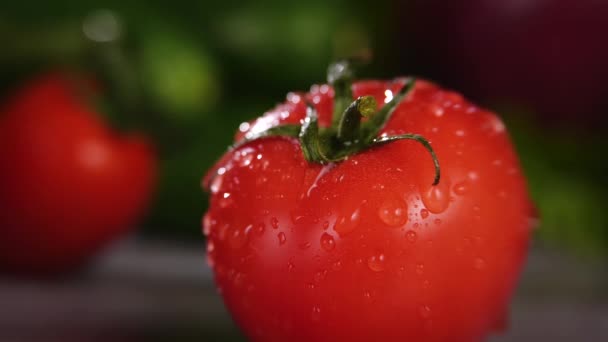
<box><xmin>232</xmin><ymin>60</ymin><xmax>441</xmax><ymax>185</ymax></box>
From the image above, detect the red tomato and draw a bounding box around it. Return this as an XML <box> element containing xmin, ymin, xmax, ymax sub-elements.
<box><xmin>0</xmin><ymin>73</ymin><xmax>156</xmax><ymax>275</ymax></box>
<box><xmin>203</xmin><ymin>75</ymin><xmax>533</xmax><ymax>341</ymax></box>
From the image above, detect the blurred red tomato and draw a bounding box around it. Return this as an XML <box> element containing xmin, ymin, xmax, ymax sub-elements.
<box><xmin>0</xmin><ymin>73</ymin><xmax>156</xmax><ymax>275</ymax></box>
<box><xmin>408</xmin><ymin>0</ymin><xmax>608</xmax><ymax>125</ymax></box>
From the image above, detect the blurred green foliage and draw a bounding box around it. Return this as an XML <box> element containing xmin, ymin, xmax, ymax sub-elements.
<box><xmin>505</xmin><ymin>112</ymin><xmax>608</xmax><ymax>256</ymax></box>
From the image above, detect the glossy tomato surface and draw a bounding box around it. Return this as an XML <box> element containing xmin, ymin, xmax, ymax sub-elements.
<box><xmin>0</xmin><ymin>73</ymin><xmax>156</xmax><ymax>274</ymax></box>
<box><xmin>203</xmin><ymin>79</ymin><xmax>533</xmax><ymax>341</ymax></box>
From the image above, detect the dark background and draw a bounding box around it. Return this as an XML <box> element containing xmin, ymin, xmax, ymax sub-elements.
<box><xmin>1</xmin><ymin>0</ymin><xmax>607</xmax><ymax>340</ymax></box>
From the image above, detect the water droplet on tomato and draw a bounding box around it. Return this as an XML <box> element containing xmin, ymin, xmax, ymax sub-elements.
<box><xmin>278</xmin><ymin>232</ymin><xmax>286</xmax><ymax>245</ymax></box>
<box><xmin>453</xmin><ymin>181</ymin><xmax>469</xmax><ymax>195</ymax></box>
<box><xmin>421</xmin><ymin>181</ymin><xmax>450</xmax><ymax>214</ymax></box>
<box><xmin>378</xmin><ymin>199</ymin><xmax>408</xmax><ymax>227</ymax></box>
<box><xmin>405</xmin><ymin>230</ymin><xmax>417</xmax><ymax>243</ymax></box>
<box><xmin>367</xmin><ymin>252</ymin><xmax>386</xmax><ymax>272</ymax></box>
<box><xmin>474</xmin><ymin>257</ymin><xmax>486</xmax><ymax>271</ymax></box>
<box><xmin>217</xmin><ymin>223</ymin><xmax>229</xmax><ymax>241</ymax></box>
<box><xmin>311</xmin><ymin>306</ymin><xmax>321</xmax><ymax>321</ymax></box>
<box><xmin>320</xmin><ymin>233</ymin><xmax>336</xmax><ymax>251</ymax></box>
<box><xmin>468</xmin><ymin>171</ymin><xmax>479</xmax><ymax>181</ymax></box>
<box><xmin>239</xmin><ymin>153</ymin><xmax>254</xmax><ymax>167</ymax></box>
<box><xmin>419</xmin><ymin>305</ymin><xmax>432</xmax><ymax>319</ymax></box>
<box><xmin>219</xmin><ymin>192</ymin><xmax>234</xmax><ymax>209</ymax></box>
<box><xmin>271</xmin><ymin>217</ymin><xmax>279</xmax><ymax>229</ymax></box>
<box><xmin>254</xmin><ymin>223</ymin><xmax>265</xmax><ymax>236</ymax></box>
<box><xmin>244</xmin><ymin>224</ymin><xmax>254</xmax><ymax>235</ymax></box>
<box><xmin>415</xmin><ymin>263</ymin><xmax>425</xmax><ymax>275</ymax></box>
<box><xmin>334</xmin><ymin>207</ymin><xmax>361</xmax><ymax>236</ymax></box>
<box><xmin>434</xmin><ymin>218</ymin><xmax>442</xmax><ymax>225</ymax></box>
<box><xmin>299</xmin><ymin>241</ymin><xmax>311</xmax><ymax>250</ymax></box>
<box><xmin>229</xmin><ymin>227</ymin><xmax>248</xmax><ymax>249</ymax></box>
<box><xmin>287</xmin><ymin>261</ymin><xmax>295</xmax><ymax>271</ymax></box>
<box><xmin>322</xmin><ymin>220</ymin><xmax>330</xmax><ymax>230</ymax></box>
<box><xmin>210</xmin><ymin>170</ymin><xmax>224</xmax><ymax>194</ymax></box>
<box><xmin>202</xmin><ymin>213</ymin><xmax>215</xmax><ymax>236</ymax></box>
<box><xmin>332</xmin><ymin>260</ymin><xmax>343</xmax><ymax>271</ymax></box>
<box><xmin>431</xmin><ymin>104</ymin><xmax>444</xmax><ymax>117</ymax></box>
<box><xmin>420</xmin><ymin>209</ymin><xmax>429</xmax><ymax>219</ymax></box>
<box><xmin>291</xmin><ymin>214</ymin><xmax>305</xmax><ymax>224</ymax></box>
<box><xmin>314</xmin><ymin>269</ymin><xmax>328</xmax><ymax>283</ymax></box>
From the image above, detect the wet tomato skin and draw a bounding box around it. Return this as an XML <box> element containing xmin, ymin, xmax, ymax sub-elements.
<box><xmin>203</xmin><ymin>79</ymin><xmax>533</xmax><ymax>341</ymax></box>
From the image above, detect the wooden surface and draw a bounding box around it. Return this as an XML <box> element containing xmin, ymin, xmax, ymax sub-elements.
<box><xmin>1</xmin><ymin>238</ymin><xmax>607</xmax><ymax>341</ymax></box>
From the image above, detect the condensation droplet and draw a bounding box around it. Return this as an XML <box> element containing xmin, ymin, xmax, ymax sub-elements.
<box><xmin>311</xmin><ymin>306</ymin><xmax>321</xmax><ymax>321</ymax></box>
<box><xmin>254</xmin><ymin>223</ymin><xmax>265</xmax><ymax>236</ymax></box>
<box><xmin>239</xmin><ymin>153</ymin><xmax>254</xmax><ymax>167</ymax></box>
<box><xmin>474</xmin><ymin>257</ymin><xmax>487</xmax><ymax>271</ymax></box>
<box><xmin>229</xmin><ymin>227</ymin><xmax>248</xmax><ymax>249</ymax></box>
<box><xmin>431</xmin><ymin>104</ymin><xmax>444</xmax><ymax>117</ymax></box>
<box><xmin>271</xmin><ymin>217</ymin><xmax>279</xmax><ymax>229</ymax></box>
<box><xmin>320</xmin><ymin>233</ymin><xmax>336</xmax><ymax>251</ymax></box>
<box><xmin>453</xmin><ymin>181</ymin><xmax>469</xmax><ymax>195</ymax></box>
<box><xmin>291</xmin><ymin>213</ymin><xmax>306</xmax><ymax>224</ymax></box>
<box><xmin>278</xmin><ymin>232</ymin><xmax>286</xmax><ymax>245</ymax></box>
<box><xmin>415</xmin><ymin>263</ymin><xmax>425</xmax><ymax>275</ymax></box>
<box><xmin>219</xmin><ymin>192</ymin><xmax>234</xmax><ymax>209</ymax></box>
<box><xmin>421</xmin><ymin>181</ymin><xmax>450</xmax><ymax>214</ymax></box>
<box><xmin>405</xmin><ymin>230</ymin><xmax>418</xmax><ymax>243</ymax></box>
<box><xmin>332</xmin><ymin>260</ymin><xmax>343</xmax><ymax>271</ymax></box>
<box><xmin>419</xmin><ymin>305</ymin><xmax>432</xmax><ymax>319</ymax></box>
<box><xmin>420</xmin><ymin>209</ymin><xmax>429</xmax><ymax>219</ymax></box>
<box><xmin>334</xmin><ymin>206</ymin><xmax>361</xmax><ymax>236</ymax></box>
<box><xmin>468</xmin><ymin>171</ymin><xmax>479</xmax><ymax>181</ymax></box>
<box><xmin>314</xmin><ymin>269</ymin><xmax>328</xmax><ymax>283</ymax></box>
<box><xmin>434</xmin><ymin>218</ymin><xmax>442</xmax><ymax>225</ymax></box>
<box><xmin>210</xmin><ymin>169</ymin><xmax>225</xmax><ymax>194</ymax></box>
<box><xmin>299</xmin><ymin>241</ymin><xmax>311</xmax><ymax>250</ymax></box>
<box><xmin>238</xmin><ymin>122</ymin><xmax>250</xmax><ymax>132</ymax></box>
<box><xmin>367</xmin><ymin>252</ymin><xmax>386</xmax><ymax>272</ymax></box>
<box><xmin>202</xmin><ymin>214</ymin><xmax>214</xmax><ymax>236</ymax></box>
<box><xmin>378</xmin><ymin>198</ymin><xmax>408</xmax><ymax>227</ymax></box>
